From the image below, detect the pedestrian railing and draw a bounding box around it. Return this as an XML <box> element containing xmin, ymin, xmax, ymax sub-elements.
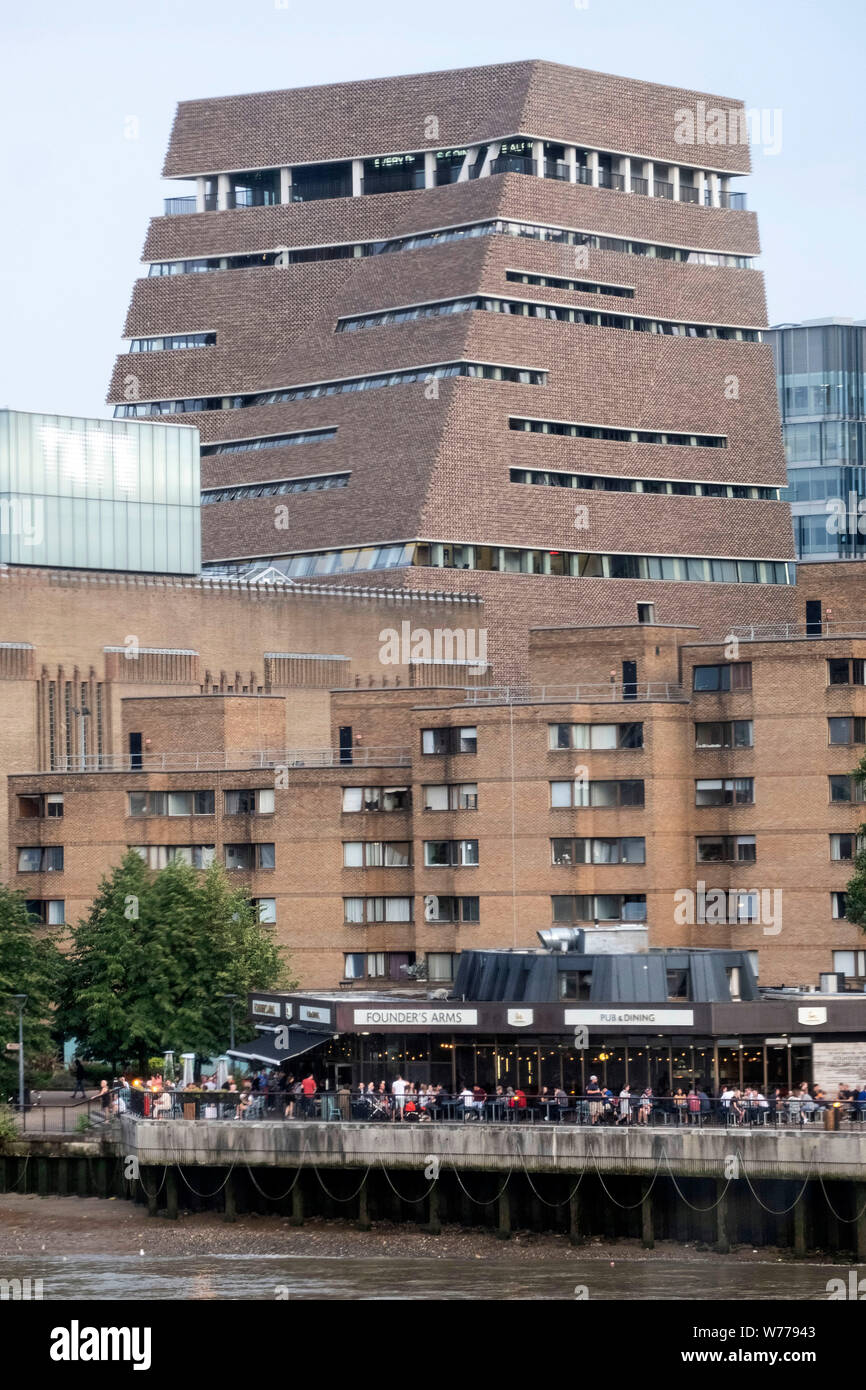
<box><xmin>9</xmin><ymin>1092</ymin><xmax>120</xmax><ymax>1133</ymax></box>
<box><xmin>118</xmin><ymin>1090</ymin><xmax>866</xmax><ymax>1128</ymax></box>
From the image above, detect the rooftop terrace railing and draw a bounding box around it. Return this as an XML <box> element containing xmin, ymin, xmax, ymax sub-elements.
<box><xmin>728</xmin><ymin>622</ymin><xmax>866</xmax><ymax>641</ymax></box>
<box><xmin>463</xmin><ymin>682</ymin><xmax>686</xmax><ymax>705</ymax></box>
<box><xmin>45</xmin><ymin>746</ymin><xmax>411</xmax><ymax>774</ymax></box>
<box><xmin>164</xmin><ymin>196</ymin><xmax>198</xmax><ymax>216</ymax></box>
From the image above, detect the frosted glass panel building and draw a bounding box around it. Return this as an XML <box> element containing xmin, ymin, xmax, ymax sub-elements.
<box><xmin>0</xmin><ymin>410</ymin><xmax>200</xmax><ymax>573</ymax></box>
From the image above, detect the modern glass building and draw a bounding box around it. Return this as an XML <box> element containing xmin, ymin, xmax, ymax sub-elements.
<box><xmin>0</xmin><ymin>409</ymin><xmax>200</xmax><ymax>573</ymax></box>
<box><xmin>768</xmin><ymin>319</ymin><xmax>866</xmax><ymax>561</ymax></box>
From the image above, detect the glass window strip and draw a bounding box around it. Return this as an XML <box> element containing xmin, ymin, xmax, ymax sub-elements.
<box><xmin>113</xmin><ymin>362</ymin><xmax>547</xmax><ymax>417</ymax></box>
<box><xmin>505</xmin><ymin>269</ymin><xmax>634</xmax><ymax>297</ymax></box>
<box><xmin>335</xmin><ymin>296</ymin><xmax>761</xmax><ymax>340</ymax></box>
<box><xmin>201</xmin><ymin>473</ymin><xmax>350</xmax><ymax>504</ymax></box>
<box><xmin>146</xmin><ymin>218</ymin><xmax>753</xmax><ymax>278</ymax></box>
<box><xmin>201</xmin><ymin>428</ymin><xmax>337</xmax><ymax>456</ymax></box>
<box><xmin>510</xmin><ymin>464</ymin><xmax>779</xmax><ymax>501</ymax></box>
<box><xmin>203</xmin><ymin>543</ymin><xmax>793</xmax><ymax>585</ymax></box>
<box><xmin>129</xmin><ymin>333</ymin><xmax>216</xmax><ymax>352</ymax></box>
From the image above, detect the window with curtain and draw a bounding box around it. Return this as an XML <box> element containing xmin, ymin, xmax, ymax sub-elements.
<box><xmin>385</xmin><ymin>897</ymin><xmax>412</xmax><ymax>921</ymax></box>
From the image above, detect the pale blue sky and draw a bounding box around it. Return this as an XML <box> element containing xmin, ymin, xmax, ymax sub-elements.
<box><xmin>1</xmin><ymin>0</ymin><xmax>863</xmax><ymax>418</ymax></box>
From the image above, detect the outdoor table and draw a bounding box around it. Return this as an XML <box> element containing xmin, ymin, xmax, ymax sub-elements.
<box><xmin>439</xmin><ymin>1100</ymin><xmax>463</xmax><ymax>1122</ymax></box>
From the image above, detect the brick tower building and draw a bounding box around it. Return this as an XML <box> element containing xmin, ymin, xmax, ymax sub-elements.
<box><xmin>107</xmin><ymin>60</ymin><xmax>797</xmax><ymax>676</ymax></box>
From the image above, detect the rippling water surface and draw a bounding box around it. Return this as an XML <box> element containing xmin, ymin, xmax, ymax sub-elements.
<box><xmin>0</xmin><ymin>1253</ymin><xmax>841</xmax><ymax>1300</ymax></box>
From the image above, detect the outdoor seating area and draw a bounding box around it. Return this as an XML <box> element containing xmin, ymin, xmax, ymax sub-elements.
<box><xmin>119</xmin><ymin>1081</ymin><xmax>866</xmax><ymax>1129</ymax></box>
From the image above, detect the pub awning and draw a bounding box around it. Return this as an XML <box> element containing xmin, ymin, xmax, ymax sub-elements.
<box><xmin>226</xmin><ymin>1027</ymin><xmax>326</xmax><ymax>1067</ymax></box>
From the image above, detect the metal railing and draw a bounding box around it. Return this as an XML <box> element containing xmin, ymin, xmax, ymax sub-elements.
<box><xmin>705</xmin><ymin>189</ymin><xmax>747</xmax><ymax>210</ymax></box>
<box><xmin>363</xmin><ymin>169</ymin><xmax>425</xmax><ymax>195</ymax></box>
<box><xmin>46</xmin><ymin>746</ymin><xmax>411</xmax><ymax>773</ymax></box>
<box><xmin>679</xmin><ymin>184</ymin><xmax>700</xmax><ymax>203</ymax></box>
<box><xmin>729</xmin><ymin>621</ymin><xmax>866</xmax><ymax>641</ymax></box>
<box><xmin>654</xmin><ymin>179</ymin><xmax>674</xmax><ymax>199</ymax></box>
<box><xmin>227</xmin><ymin>189</ymin><xmax>279</xmax><ymax>209</ymax></box>
<box><xmin>463</xmin><ymin>682</ymin><xmax>685</xmax><ymax>705</ymax></box>
<box><xmin>598</xmin><ymin>168</ymin><xmax>625</xmax><ymax>191</ymax></box>
<box><xmin>10</xmin><ymin>1094</ymin><xmax>114</xmax><ymax>1132</ymax></box>
<box><xmin>290</xmin><ymin>179</ymin><xmax>353</xmax><ymax>203</ymax></box>
<box><xmin>122</xmin><ymin>1088</ymin><xmax>866</xmax><ymax>1129</ymax></box>
<box><xmin>630</xmin><ymin>175</ymin><xmax>648</xmax><ymax>195</ymax></box>
<box><xmin>164</xmin><ymin>197</ymin><xmax>197</xmax><ymax>216</ymax></box>
<box><xmin>490</xmin><ymin>155</ymin><xmax>537</xmax><ymax>176</ymax></box>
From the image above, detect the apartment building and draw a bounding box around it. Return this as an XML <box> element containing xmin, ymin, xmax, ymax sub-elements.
<box><xmin>0</xmin><ymin>563</ymin><xmax>487</xmax><ymax>881</ymax></box>
<box><xmin>11</xmin><ymin>616</ymin><xmax>866</xmax><ymax>991</ymax></box>
<box><xmin>107</xmin><ymin>60</ymin><xmax>797</xmax><ymax>676</ymax></box>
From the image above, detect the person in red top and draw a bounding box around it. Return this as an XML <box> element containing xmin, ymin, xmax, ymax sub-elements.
<box><xmin>300</xmin><ymin>1071</ymin><xmax>317</xmax><ymax>1118</ymax></box>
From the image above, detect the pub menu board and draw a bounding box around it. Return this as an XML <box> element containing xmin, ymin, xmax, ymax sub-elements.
<box><xmin>811</xmin><ymin>1041</ymin><xmax>866</xmax><ymax>1096</ymax></box>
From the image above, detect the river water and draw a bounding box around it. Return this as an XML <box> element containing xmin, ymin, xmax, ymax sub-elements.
<box><xmin>0</xmin><ymin>1253</ymin><xmax>844</xmax><ymax>1300</ymax></box>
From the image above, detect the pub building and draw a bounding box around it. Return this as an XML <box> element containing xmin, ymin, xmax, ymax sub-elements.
<box><xmin>234</xmin><ymin>931</ymin><xmax>866</xmax><ymax>1099</ymax></box>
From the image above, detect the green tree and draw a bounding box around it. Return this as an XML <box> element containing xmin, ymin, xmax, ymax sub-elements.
<box><xmin>843</xmin><ymin>752</ymin><xmax>866</xmax><ymax>931</ymax></box>
<box><xmin>57</xmin><ymin>852</ymin><xmax>292</xmax><ymax>1071</ymax></box>
<box><xmin>0</xmin><ymin>886</ymin><xmax>62</xmax><ymax>1094</ymax></box>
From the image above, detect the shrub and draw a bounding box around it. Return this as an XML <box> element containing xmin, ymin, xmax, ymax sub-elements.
<box><xmin>0</xmin><ymin>1106</ymin><xmax>19</xmax><ymax>1151</ymax></box>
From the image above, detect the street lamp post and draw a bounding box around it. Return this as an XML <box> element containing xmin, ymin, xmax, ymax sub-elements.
<box><xmin>222</xmin><ymin>994</ymin><xmax>239</xmax><ymax>1052</ymax></box>
<box><xmin>11</xmin><ymin>995</ymin><xmax>26</xmax><ymax>1110</ymax></box>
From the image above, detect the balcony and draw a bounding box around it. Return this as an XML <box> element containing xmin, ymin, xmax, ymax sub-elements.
<box><xmin>630</xmin><ymin>175</ymin><xmax>648</xmax><ymax>195</ymax></box>
<box><xmin>363</xmin><ymin>166</ymin><xmax>425</xmax><ymax>195</ymax></box>
<box><xmin>464</xmin><ymin>682</ymin><xmax>686</xmax><ymax>705</ymax></box>
<box><xmin>544</xmin><ymin>159</ymin><xmax>571</xmax><ymax>181</ymax></box>
<box><xmin>228</xmin><ymin>188</ymin><xmax>279</xmax><ymax>209</ymax></box>
<box><xmin>164</xmin><ymin>196</ymin><xmax>197</xmax><ymax>216</ymax></box>
<box><xmin>705</xmin><ymin>189</ymin><xmax>747</xmax><ymax>210</ymax></box>
<box><xmin>729</xmin><ymin>621</ymin><xmax>866</xmax><ymax>642</ymax></box>
<box><xmin>43</xmin><ymin>746</ymin><xmax>411</xmax><ymax>773</ymax></box>
<box><xmin>490</xmin><ymin>154</ymin><xmax>537</xmax><ymax>176</ymax></box>
<box><xmin>679</xmin><ymin>184</ymin><xmax>700</xmax><ymax>204</ymax></box>
<box><xmin>654</xmin><ymin>179</ymin><xmax>674</xmax><ymax>199</ymax></box>
<box><xmin>598</xmin><ymin>169</ymin><xmax>625</xmax><ymax>191</ymax></box>
<box><xmin>291</xmin><ymin>178</ymin><xmax>353</xmax><ymax>203</ymax></box>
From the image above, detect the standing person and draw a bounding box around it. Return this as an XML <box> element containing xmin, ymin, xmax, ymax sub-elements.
<box><xmin>617</xmin><ymin>1084</ymin><xmax>631</xmax><ymax>1125</ymax></box>
<box><xmin>71</xmin><ymin>1057</ymin><xmax>87</xmax><ymax>1100</ymax></box>
<box><xmin>637</xmin><ymin>1086</ymin><xmax>653</xmax><ymax>1126</ymax></box>
<box><xmin>391</xmin><ymin>1072</ymin><xmax>407</xmax><ymax>1120</ymax></box>
<box><xmin>300</xmin><ymin>1071</ymin><xmax>318</xmax><ymax>1118</ymax></box>
<box><xmin>98</xmin><ymin>1078</ymin><xmax>112</xmax><ymax>1122</ymax></box>
<box><xmin>283</xmin><ymin>1074</ymin><xmax>296</xmax><ymax>1119</ymax></box>
<box><xmin>586</xmin><ymin>1075</ymin><xmax>603</xmax><ymax>1125</ymax></box>
<box><xmin>336</xmin><ymin>1079</ymin><xmax>352</xmax><ymax>1121</ymax></box>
